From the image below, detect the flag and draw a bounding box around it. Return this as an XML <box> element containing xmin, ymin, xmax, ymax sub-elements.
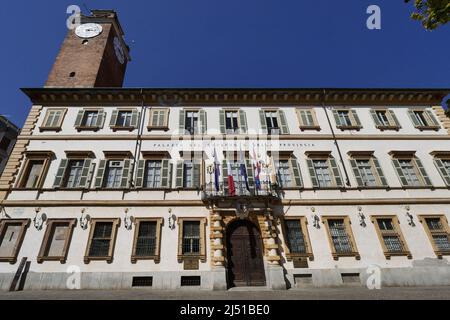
<box><xmin>252</xmin><ymin>146</ymin><xmax>261</xmax><ymax>190</ymax></box>
<box><xmin>239</xmin><ymin>146</ymin><xmax>250</xmax><ymax>191</ymax></box>
<box><xmin>227</xmin><ymin>161</ymin><xmax>236</xmax><ymax>196</ymax></box>
<box><xmin>213</xmin><ymin>148</ymin><xmax>220</xmax><ymax>192</ymax></box>
<box><xmin>268</xmin><ymin>155</ymin><xmax>278</xmax><ymax>186</ymax></box>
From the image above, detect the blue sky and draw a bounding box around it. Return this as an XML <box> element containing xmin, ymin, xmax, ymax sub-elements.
<box><xmin>0</xmin><ymin>0</ymin><xmax>449</xmax><ymax>126</ymax></box>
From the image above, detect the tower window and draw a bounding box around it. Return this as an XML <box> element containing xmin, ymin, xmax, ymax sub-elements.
<box><xmin>69</xmin><ymin>72</ymin><xmax>76</xmax><ymax>78</ymax></box>
<box><xmin>82</xmin><ymin>40</ymin><xmax>89</xmax><ymax>45</ymax></box>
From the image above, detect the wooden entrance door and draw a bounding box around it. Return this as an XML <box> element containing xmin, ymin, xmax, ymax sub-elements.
<box><xmin>226</xmin><ymin>220</ymin><xmax>266</xmax><ymax>287</ymax></box>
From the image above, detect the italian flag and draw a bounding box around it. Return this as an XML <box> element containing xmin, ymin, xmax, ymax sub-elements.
<box><xmin>227</xmin><ymin>162</ymin><xmax>236</xmax><ymax>196</ymax></box>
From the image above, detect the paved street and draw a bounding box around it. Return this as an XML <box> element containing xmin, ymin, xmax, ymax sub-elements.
<box><xmin>1</xmin><ymin>286</ymin><xmax>450</xmax><ymax>300</ymax></box>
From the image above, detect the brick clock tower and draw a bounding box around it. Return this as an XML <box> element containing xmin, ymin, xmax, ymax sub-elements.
<box><xmin>46</xmin><ymin>10</ymin><xmax>131</xmax><ymax>88</ymax></box>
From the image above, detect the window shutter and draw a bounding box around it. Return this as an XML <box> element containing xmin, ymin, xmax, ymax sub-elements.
<box><xmin>135</xmin><ymin>160</ymin><xmax>146</xmax><ymax>188</ymax></box>
<box><xmin>372</xmin><ymin>157</ymin><xmax>388</xmax><ymax>187</ymax></box>
<box><xmin>278</xmin><ymin>110</ymin><xmax>289</xmax><ymax>134</ymax></box>
<box><xmin>53</xmin><ymin>159</ymin><xmax>68</xmax><ymax>188</ymax></box>
<box><xmin>222</xmin><ymin>160</ymin><xmax>228</xmax><ymax>193</ymax></box>
<box><xmin>193</xmin><ymin>161</ymin><xmax>201</xmax><ymax>187</ymax></box>
<box><xmin>96</xmin><ymin>110</ymin><xmax>106</xmax><ymax>128</ymax></box>
<box><xmin>130</xmin><ymin>110</ymin><xmax>139</xmax><ymax>128</ymax></box>
<box><xmin>44</xmin><ymin>111</ymin><xmax>54</xmax><ymax>127</ymax></box>
<box><xmin>407</xmin><ymin>109</ymin><xmax>420</xmax><ymax>128</ymax></box>
<box><xmin>79</xmin><ymin>159</ymin><xmax>93</xmax><ymax>188</ymax></box>
<box><xmin>329</xmin><ymin>158</ymin><xmax>343</xmax><ymax>187</ymax></box>
<box><xmin>175</xmin><ymin>161</ymin><xmax>184</xmax><ymax>188</ymax></box>
<box><xmin>74</xmin><ymin>110</ymin><xmax>84</xmax><ymax>127</ymax></box>
<box><xmin>332</xmin><ymin>109</ymin><xmax>341</xmax><ymax>127</ymax></box>
<box><xmin>296</xmin><ymin>109</ymin><xmax>306</xmax><ymax>126</ymax></box>
<box><xmin>151</xmin><ymin>110</ymin><xmax>159</xmax><ymax>126</ymax></box>
<box><xmin>110</xmin><ymin>110</ymin><xmax>119</xmax><ymax>127</ymax></box>
<box><xmin>199</xmin><ymin>110</ymin><xmax>207</xmax><ymax>134</ymax></box>
<box><xmin>161</xmin><ymin>109</ymin><xmax>169</xmax><ymax>127</ymax></box>
<box><xmin>387</xmin><ymin>110</ymin><xmax>401</xmax><ymax>128</ymax></box>
<box><xmin>350</xmin><ymin>110</ymin><xmax>362</xmax><ymax>127</ymax></box>
<box><xmin>434</xmin><ymin>159</ymin><xmax>450</xmax><ymax>186</ymax></box>
<box><xmin>120</xmin><ymin>159</ymin><xmax>132</xmax><ymax>188</ymax></box>
<box><xmin>414</xmin><ymin>158</ymin><xmax>432</xmax><ymax>187</ymax></box>
<box><xmin>259</xmin><ymin>110</ymin><xmax>268</xmax><ymax>134</ymax></box>
<box><xmin>349</xmin><ymin>159</ymin><xmax>363</xmax><ymax>187</ymax></box>
<box><xmin>179</xmin><ymin>110</ymin><xmax>185</xmax><ymax>134</ymax></box>
<box><xmin>392</xmin><ymin>159</ymin><xmax>408</xmax><ymax>186</ymax></box>
<box><xmin>238</xmin><ymin>109</ymin><xmax>247</xmax><ymax>134</ymax></box>
<box><xmin>425</xmin><ymin>110</ymin><xmax>440</xmax><ymax>127</ymax></box>
<box><xmin>161</xmin><ymin>159</ymin><xmax>171</xmax><ymax>189</ymax></box>
<box><xmin>245</xmin><ymin>159</ymin><xmax>254</xmax><ymax>193</ymax></box>
<box><xmin>370</xmin><ymin>109</ymin><xmax>381</xmax><ymax>127</ymax></box>
<box><xmin>94</xmin><ymin>160</ymin><xmax>107</xmax><ymax>188</ymax></box>
<box><xmin>290</xmin><ymin>158</ymin><xmax>303</xmax><ymax>188</ymax></box>
<box><xmin>219</xmin><ymin>109</ymin><xmax>226</xmax><ymax>134</ymax></box>
<box><xmin>306</xmin><ymin>159</ymin><xmax>319</xmax><ymax>188</ymax></box>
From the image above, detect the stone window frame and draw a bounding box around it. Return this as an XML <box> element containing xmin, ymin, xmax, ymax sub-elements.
<box><xmin>272</xmin><ymin>151</ymin><xmax>303</xmax><ymax>189</ymax></box>
<box><xmin>408</xmin><ymin>108</ymin><xmax>441</xmax><ymax>131</ymax></box>
<box><xmin>280</xmin><ymin>216</ymin><xmax>314</xmax><ymax>261</ymax></box>
<box><xmin>295</xmin><ymin>108</ymin><xmax>321</xmax><ymax>131</ymax></box>
<box><xmin>109</xmin><ymin>108</ymin><xmax>140</xmax><ymax>131</ymax></box>
<box><xmin>370</xmin><ymin>108</ymin><xmax>401</xmax><ymax>131</ymax></box>
<box><xmin>430</xmin><ymin>151</ymin><xmax>450</xmax><ymax>187</ymax></box>
<box><xmin>259</xmin><ymin>108</ymin><xmax>290</xmax><ymax>135</ymax></box>
<box><xmin>332</xmin><ymin>108</ymin><xmax>362</xmax><ymax>131</ymax></box>
<box><xmin>84</xmin><ymin>218</ymin><xmax>121</xmax><ymax>264</ymax></box>
<box><xmin>370</xmin><ymin>215</ymin><xmax>412</xmax><ymax>260</ymax></box>
<box><xmin>131</xmin><ymin>217</ymin><xmax>163</xmax><ymax>263</ymax></box>
<box><xmin>305</xmin><ymin>151</ymin><xmax>344</xmax><ymax>189</ymax></box>
<box><xmin>147</xmin><ymin>108</ymin><xmax>170</xmax><ymax>131</ymax></box>
<box><xmin>389</xmin><ymin>151</ymin><xmax>432</xmax><ymax>188</ymax></box>
<box><xmin>418</xmin><ymin>214</ymin><xmax>450</xmax><ymax>259</ymax></box>
<box><xmin>37</xmin><ymin>218</ymin><xmax>77</xmax><ymax>264</ymax></box>
<box><xmin>347</xmin><ymin>151</ymin><xmax>388</xmax><ymax>189</ymax></box>
<box><xmin>322</xmin><ymin>215</ymin><xmax>360</xmax><ymax>260</ymax></box>
<box><xmin>135</xmin><ymin>151</ymin><xmax>172</xmax><ymax>190</ymax></box>
<box><xmin>177</xmin><ymin>217</ymin><xmax>207</xmax><ymax>263</ymax></box>
<box><xmin>218</xmin><ymin>108</ymin><xmax>248</xmax><ymax>134</ymax></box>
<box><xmin>0</xmin><ymin>219</ymin><xmax>30</xmax><ymax>264</ymax></box>
<box><xmin>179</xmin><ymin>108</ymin><xmax>207</xmax><ymax>135</ymax></box>
<box><xmin>16</xmin><ymin>151</ymin><xmax>54</xmax><ymax>189</ymax></box>
<box><xmin>74</xmin><ymin>108</ymin><xmax>106</xmax><ymax>131</ymax></box>
<box><xmin>39</xmin><ymin>108</ymin><xmax>67</xmax><ymax>132</ymax></box>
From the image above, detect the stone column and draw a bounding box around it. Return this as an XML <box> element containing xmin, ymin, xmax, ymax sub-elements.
<box><xmin>209</xmin><ymin>209</ymin><xmax>227</xmax><ymax>290</ymax></box>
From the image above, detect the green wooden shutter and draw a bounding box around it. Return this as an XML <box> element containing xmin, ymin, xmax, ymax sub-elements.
<box><xmin>175</xmin><ymin>161</ymin><xmax>184</xmax><ymax>188</ymax></box>
<box><xmin>120</xmin><ymin>160</ymin><xmax>132</xmax><ymax>188</ymax></box>
<box><xmin>392</xmin><ymin>159</ymin><xmax>408</xmax><ymax>186</ymax></box>
<box><xmin>349</xmin><ymin>159</ymin><xmax>363</xmax><ymax>187</ymax></box>
<box><xmin>160</xmin><ymin>159</ymin><xmax>171</xmax><ymax>189</ymax></box>
<box><xmin>290</xmin><ymin>158</ymin><xmax>303</xmax><ymax>188</ymax></box>
<box><xmin>425</xmin><ymin>110</ymin><xmax>440</xmax><ymax>127</ymax></box>
<box><xmin>96</xmin><ymin>110</ymin><xmax>106</xmax><ymax>128</ymax></box>
<box><xmin>109</xmin><ymin>110</ymin><xmax>119</xmax><ymax>127</ymax></box>
<box><xmin>135</xmin><ymin>160</ymin><xmax>146</xmax><ymax>188</ymax></box>
<box><xmin>246</xmin><ymin>159</ymin><xmax>254</xmax><ymax>193</ymax></box>
<box><xmin>238</xmin><ymin>109</ymin><xmax>247</xmax><ymax>134</ymax></box>
<box><xmin>151</xmin><ymin>110</ymin><xmax>160</xmax><ymax>126</ymax></box>
<box><xmin>222</xmin><ymin>160</ymin><xmax>228</xmax><ymax>194</ymax></box>
<box><xmin>387</xmin><ymin>109</ymin><xmax>401</xmax><ymax>128</ymax></box>
<box><xmin>74</xmin><ymin>110</ymin><xmax>84</xmax><ymax>127</ymax></box>
<box><xmin>370</xmin><ymin>109</ymin><xmax>381</xmax><ymax>127</ymax></box>
<box><xmin>329</xmin><ymin>158</ymin><xmax>343</xmax><ymax>187</ymax></box>
<box><xmin>434</xmin><ymin>159</ymin><xmax>450</xmax><ymax>186</ymax></box>
<box><xmin>415</xmin><ymin>158</ymin><xmax>432</xmax><ymax>187</ymax></box>
<box><xmin>350</xmin><ymin>109</ymin><xmax>362</xmax><ymax>127</ymax></box>
<box><xmin>179</xmin><ymin>109</ymin><xmax>185</xmax><ymax>134</ymax></box>
<box><xmin>53</xmin><ymin>159</ymin><xmax>68</xmax><ymax>188</ymax></box>
<box><xmin>372</xmin><ymin>157</ymin><xmax>388</xmax><ymax>187</ymax></box>
<box><xmin>78</xmin><ymin>159</ymin><xmax>92</xmax><ymax>188</ymax></box>
<box><xmin>199</xmin><ymin>110</ymin><xmax>207</xmax><ymax>134</ymax></box>
<box><xmin>278</xmin><ymin>110</ymin><xmax>289</xmax><ymax>134</ymax></box>
<box><xmin>219</xmin><ymin>109</ymin><xmax>226</xmax><ymax>134</ymax></box>
<box><xmin>94</xmin><ymin>160</ymin><xmax>107</xmax><ymax>188</ymax></box>
<box><xmin>306</xmin><ymin>159</ymin><xmax>319</xmax><ymax>188</ymax></box>
<box><xmin>193</xmin><ymin>161</ymin><xmax>201</xmax><ymax>187</ymax></box>
<box><xmin>130</xmin><ymin>109</ymin><xmax>139</xmax><ymax>128</ymax></box>
<box><xmin>408</xmin><ymin>110</ymin><xmax>420</xmax><ymax>128</ymax></box>
<box><xmin>259</xmin><ymin>110</ymin><xmax>267</xmax><ymax>134</ymax></box>
<box><xmin>332</xmin><ymin>109</ymin><xmax>341</xmax><ymax>127</ymax></box>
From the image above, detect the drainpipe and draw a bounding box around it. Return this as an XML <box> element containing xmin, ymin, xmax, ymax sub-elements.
<box><xmin>321</xmin><ymin>89</ymin><xmax>351</xmax><ymax>187</ymax></box>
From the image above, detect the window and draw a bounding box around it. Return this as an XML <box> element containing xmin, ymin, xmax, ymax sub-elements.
<box><xmin>135</xmin><ymin>158</ymin><xmax>171</xmax><ymax>189</ymax></box>
<box><xmin>376</xmin><ymin>110</ymin><xmax>390</xmax><ymax>126</ymax></box>
<box><xmin>52</xmin><ymin>156</ymin><xmax>94</xmax><ymax>189</ymax></box>
<box><xmin>225</xmin><ymin>111</ymin><xmax>239</xmax><ymax>133</ymax></box>
<box><xmin>277</xmin><ymin>160</ymin><xmax>293</xmax><ymax>188</ymax></box>
<box><xmin>131</xmin><ymin>218</ymin><xmax>163</xmax><ymax>263</ymax></box>
<box><xmin>17</xmin><ymin>152</ymin><xmax>53</xmax><ymax>189</ymax></box>
<box><xmin>185</xmin><ymin>111</ymin><xmax>199</xmax><ymax>135</ymax></box>
<box><xmin>144</xmin><ymin>160</ymin><xmax>162</xmax><ymax>188</ymax></box>
<box><xmin>64</xmin><ymin>160</ymin><xmax>84</xmax><ymax>188</ymax></box>
<box><xmin>275</xmin><ymin>157</ymin><xmax>303</xmax><ymax>188</ymax></box>
<box><xmin>370</xmin><ymin>109</ymin><xmax>401</xmax><ymax>130</ymax></box>
<box><xmin>0</xmin><ymin>136</ymin><xmax>11</xmax><ymax>152</ymax></box>
<box><xmin>40</xmin><ymin>109</ymin><xmax>66</xmax><ymax>131</ymax></box>
<box><xmin>179</xmin><ymin>109</ymin><xmax>207</xmax><ymax>135</ymax></box>
<box><xmin>391</xmin><ymin>153</ymin><xmax>432</xmax><ymax>187</ymax></box>
<box><xmin>259</xmin><ymin>110</ymin><xmax>289</xmax><ymax>134</ymax></box>
<box><xmin>265</xmin><ymin>111</ymin><xmax>280</xmax><ymax>134</ymax></box>
<box><xmin>371</xmin><ymin>216</ymin><xmax>411</xmax><ymax>259</ymax></box>
<box><xmin>0</xmin><ymin>219</ymin><xmax>30</xmax><ymax>263</ymax></box>
<box><xmin>408</xmin><ymin>109</ymin><xmax>440</xmax><ymax>130</ymax></box>
<box><xmin>312</xmin><ymin>160</ymin><xmax>332</xmax><ymax>187</ymax></box>
<box><xmin>296</xmin><ymin>109</ymin><xmax>320</xmax><ymax>130</ymax></box>
<box><xmin>332</xmin><ymin>109</ymin><xmax>362</xmax><ymax>129</ymax></box>
<box><xmin>349</xmin><ymin>154</ymin><xmax>388</xmax><ymax>188</ymax></box>
<box><xmin>83</xmin><ymin>111</ymin><xmax>98</xmax><ymax>127</ymax></box>
<box><xmin>21</xmin><ymin>160</ymin><xmax>44</xmax><ymax>188</ymax></box>
<box><xmin>94</xmin><ymin>157</ymin><xmax>132</xmax><ymax>189</ymax></box>
<box><xmin>355</xmin><ymin>160</ymin><xmax>376</xmax><ymax>186</ymax></box>
<box><xmin>84</xmin><ymin>219</ymin><xmax>120</xmax><ymax>263</ymax></box>
<box><xmin>74</xmin><ymin>109</ymin><xmax>105</xmax><ymax>130</ymax></box>
<box><xmin>433</xmin><ymin>156</ymin><xmax>450</xmax><ymax>186</ymax></box>
<box><xmin>117</xmin><ymin>111</ymin><xmax>132</xmax><ymax>127</ymax></box>
<box><xmin>177</xmin><ymin>218</ymin><xmax>207</xmax><ymax>262</ymax></box>
<box><xmin>306</xmin><ymin>152</ymin><xmax>344</xmax><ymax>188</ymax></box>
<box><xmin>219</xmin><ymin>109</ymin><xmax>247</xmax><ymax>134</ymax></box>
<box><xmin>109</xmin><ymin>109</ymin><xmax>139</xmax><ymax>130</ymax></box>
<box><xmin>420</xmin><ymin>215</ymin><xmax>450</xmax><ymax>258</ymax></box>
<box><xmin>282</xmin><ymin>217</ymin><xmax>313</xmax><ymax>260</ymax></box>
<box><xmin>323</xmin><ymin>216</ymin><xmax>360</xmax><ymax>260</ymax></box>
<box><xmin>399</xmin><ymin>160</ymin><xmax>420</xmax><ymax>186</ymax></box>
<box><xmin>105</xmin><ymin>160</ymin><xmax>124</xmax><ymax>188</ymax></box>
<box><xmin>37</xmin><ymin>219</ymin><xmax>76</xmax><ymax>263</ymax></box>
<box><xmin>175</xmin><ymin>160</ymin><xmax>202</xmax><ymax>189</ymax></box>
<box><xmin>148</xmin><ymin>108</ymin><xmax>169</xmax><ymax>130</ymax></box>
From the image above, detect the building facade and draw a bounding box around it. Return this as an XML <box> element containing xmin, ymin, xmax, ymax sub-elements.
<box><xmin>1</xmin><ymin>10</ymin><xmax>450</xmax><ymax>291</ymax></box>
<box><xmin>0</xmin><ymin>116</ymin><xmax>19</xmax><ymax>177</ymax></box>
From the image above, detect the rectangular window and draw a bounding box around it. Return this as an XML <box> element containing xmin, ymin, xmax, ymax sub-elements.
<box><xmin>82</xmin><ymin>111</ymin><xmax>99</xmax><ymax>127</ymax></box>
<box><xmin>277</xmin><ymin>160</ymin><xmax>293</xmax><ymax>188</ymax></box>
<box><xmin>182</xmin><ymin>221</ymin><xmax>200</xmax><ymax>255</ymax></box>
<box><xmin>225</xmin><ymin>111</ymin><xmax>239</xmax><ymax>133</ymax></box>
<box><xmin>409</xmin><ymin>109</ymin><xmax>440</xmax><ymax>129</ymax></box>
<box><xmin>337</xmin><ymin>110</ymin><xmax>352</xmax><ymax>127</ymax></box>
<box><xmin>313</xmin><ymin>160</ymin><xmax>332</xmax><ymax>187</ymax></box>
<box><xmin>148</xmin><ymin>108</ymin><xmax>169</xmax><ymax>130</ymax></box>
<box><xmin>0</xmin><ymin>219</ymin><xmax>30</xmax><ymax>263</ymax></box>
<box><xmin>185</xmin><ymin>111</ymin><xmax>199</xmax><ymax>135</ymax></box>
<box><xmin>21</xmin><ymin>160</ymin><xmax>44</xmax><ymax>188</ymax></box>
<box><xmin>116</xmin><ymin>111</ymin><xmax>132</xmax><ymax>127</ymax></box>
<box><xmin>183</xmin><ymin>161</ymin><xmax>201</xmax><ymax>188</ymax></box>
<box><xmin>355</xmin><ymin>159</ymin><xmax>377</xmax><ymax>187</ymax></box>
<box><xmin>105</xmin><ymin>160</ymin><xmax>124</xmax><ymax>188</ymax></box>
<box><xmin>296</xmin><ymin>109</ymin><xmax>318</xmax><ymax>129</ymax></box>
<box><xmin>84</xmin><ymin>219</ymin><xmax>119</xmax><ymax>263</ymax></box>
<box><xmin>265</xmin><ymin>111</ymin><xmax>280</xmax><ymax>135</ymax></box>
<box><xmin>443</xmin><ymin>160</ymin><xmax>450</xmax><ymax>177</ymax></box>
<box><xmin>64</xmin><ymin>159</ymin><xmax>84</xmax><ymax>188</ymax></box>
<box><xmin>41</xmin><ymin>109</ymin><xmax>66</xmax><ymax>131</ymax></box>
<box><xmin>398</xmin><ymin>159</ymin><xmax>421</xmax><ymax>186</ymax></box>
<box><xmin>372</xmin><ymin>216</ymin><xmax>411</xmax><ymax>259</ymax></box>
<box><xmin>37</xmin><ymin>219</ymin><xmax>76</xmax><ymax>263</ymax></box>
<box><xmin>420</xmin><ymin>216</ymin><xmax>450</xmax><ymax>257</ymax></box>
<box><xmin>131</xmin><ymin>218</ymin><xmax>163</xmax><ymax>263</ymax></box>
<box><xmin>177</xmin><ymin>218</ymin><xmax>207</xmax><ymax>263</ymax></box>
<box><xmin>284</xmin><ymin>220</ymin><xmax>307</xmax><ymax>254</ymax></box>
<box><xmin>144</xmin><ymin>160</ymin><xmax>162</xmax><ymax>188</ymax></box>
<box><xmin>376</xmin><ymin>110</ymin><xmax>390</xmax><ymax>126</ymax></box>
<box><xmin>323</xmin><ymin>216</ymin><xmax>359</xmax><ymax>260</ymax></box>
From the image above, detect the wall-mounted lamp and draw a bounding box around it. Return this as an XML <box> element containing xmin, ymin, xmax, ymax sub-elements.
<box><xmin>33</xmin><ymin>207</ymin><xmax>47</xmax><ymax>230</ymax></box>
<box><xmin>168</xmin><ymin>208</ymin><xmax>176</xmax><ymax>230</ymax></box>
<box><xmin>80</xmin><ymin>209</ymin><xmax>91</xmax><ymax>230</ymax></box>
<box><xmin>124</xmin><ymin>208</ymin><xmax>134</xmax><ymax>230</ymax></box>
<box><xmin>358</xmin><ymin>206</ymin><xmax>366</xmax><ymax>227</ymax></box>
<box><xmin>405</xmin><ymin>206</ymin><xmax>415</xmax><ymax>227</ymax></box>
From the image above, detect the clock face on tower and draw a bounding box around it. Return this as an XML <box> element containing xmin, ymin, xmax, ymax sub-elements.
<box><xmin>114</xmin><ymin>36</ymin><xmax>125</xmax><ymax>65</ymax></box>
<box><xmin>75</xmin><ymin>23</ymin><xmax>103</xmax><ymax>38</ymax></box>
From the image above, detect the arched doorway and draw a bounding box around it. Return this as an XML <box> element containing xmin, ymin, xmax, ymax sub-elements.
<box><xmin>226</xmin><ymin>219</ymin><xmax>266</xmax><ymax>287</ymax></box>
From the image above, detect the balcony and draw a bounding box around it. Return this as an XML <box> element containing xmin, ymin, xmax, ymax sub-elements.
<box><xmin>201</xmin><ymin>181</ymin><xmax>281</xmax><ymax>203</ymax></box>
